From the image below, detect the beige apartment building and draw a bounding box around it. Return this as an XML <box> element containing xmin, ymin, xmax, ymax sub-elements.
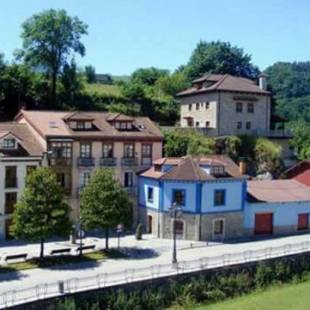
<box><xmin>15</xmin><ymin>110</ymin><xmax>163</xmax><ymax>222</ymax></box>
<box><xmin>0</xmin><ymin>123</ymin><xmax>43</xmax><ymax>240</ymax></box>
<box><xmin>177</xmin><ymin>73</ymin><xmax>293</xmax><ymax>162</ymax></box>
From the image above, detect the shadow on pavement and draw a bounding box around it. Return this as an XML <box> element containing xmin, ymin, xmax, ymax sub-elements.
<box><xmin>121</xmin><ymin>247</ymin><xmax>159</xmax><ymax>259</ymax></box>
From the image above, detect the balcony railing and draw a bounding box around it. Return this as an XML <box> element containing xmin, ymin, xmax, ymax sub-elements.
<box><xmin>100</xmin><ymin>157</ymin><xmax>117</xmax><ymax>167</ymax></box>
<box><xmin>77</xmin><ymin>157</ymin><xmax>95</xmax><ymax>167</ymax></box>
<box><xmin>5</xmin><ymin>178</ymin><xmax>17</xmax><ymax>189</ymax></box>
<box><xmin>141</xmin><ymin>157</ymin><xmax>152</xmax><ymax>166</ymax></box>
<box><xmin>49</xmin><ymin>157</ymin><xmax>72</xmax><ymax>166</ymax></box>
<box><xmin>121</xmin><ymin>157</ymin><xmax>138</xmax><ymax>167</ymax></box>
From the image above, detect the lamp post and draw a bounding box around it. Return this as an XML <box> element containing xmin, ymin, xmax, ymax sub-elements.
<box><xmin>169</xmin><ymin>202</ymin><xmax>182</xmax><ymax>266</ymax></box>
<box><xmin>77</xmin><ymin>216</ymin><xmax>85</xmax><ymax>256</ymax></box>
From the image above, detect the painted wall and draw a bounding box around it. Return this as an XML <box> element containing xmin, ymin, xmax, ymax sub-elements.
<box><xmin>138</xmin><ymin>177</ymin><xmax>160</xmax><ymax>210</ymax></box>
<box><xmin>201</xmin><ymin>180</ymin><xmax>244</xmax><ymax>213</ymax></box>
<box><xmin>244</xmin><ymin>201</ymin><xmax>310</xmax><ymax>228</ymax></box>
<box><xmin>0</xmin><ymin>159</ymin><xmax>41</xmax><ymax>240</ymax></box>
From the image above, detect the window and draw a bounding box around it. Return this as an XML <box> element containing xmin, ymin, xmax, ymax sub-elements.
<box><xmin>188</xmin><ymin>104</ymin><xmax>192</xmax><ymax>111</ymax></box>
<box><xmin>49</xmin><ymin>142</ymin><xmax>72</xmax><ymax>159</ymax></box>
<box><xmin>124</xmin><ymin>143</ymin><xmax>134</xmax><ymax>158</ymax></box>
<box><xmin>187</xmin><ymin>118</ymin><xmax>193</xmax><ymax>127</ymax></box>
<box><xmin>142</xmin><ymin>144</ymin><xmax>152</xmax><ymax>158</ymax></box>
<box><xmin>80</xmin><ymin>171</ymin><xmax>91</xmax><ymax>187</ymax></box>
<box><xmin>196</xmin><ymin>103</ymin><xmax>200</xmax><ymax>110</ymax></box>
<box><xmin>236</xmin><ymin>102</ymin><xmax>243</xmax><ymax>113</ymax></box>
<box><xmin>5</xmin><ymin>192</ymin><xmax>17</xmax><ymax>214</ymax></box>
<box><xmin>56</xmin><ymin>173</ymin><xmax>71</xmax><ymax>192</ymax></box>
<box><xmin>5</xmin><ymin>166</ymin><xmax>17</xmax><ymax>188</ymax></box>
<box><xmin>237</xmin><ymin>121</ymin><xmax>242</xmax><ymax>129</ymax></box>
<box><xmin>77</xmin><ymin>121</ymin><xmax>85</xmax><ymax>130</ymax></box>
<box><xmin>174</xmin><ymin>220</ymin><xmax>184</xmax><ymax>235</ymax></box>
<box><xmin>246</xmin><ymin>121</ymin><xmax>252</xmax><ymax>130</ymax></box>
<box><xmin>147</xmin><ymin>187</ymin><xmax>154</xmax><ymax>202</ymax></box>
<box><xmin>195</xmin><ymin>121</ymin><xmax>200</xmax><ymax>127</ymax></box>
<box><xmin>298</xmin><ymin>214</ymin><xmax>309</xmax><ymax>231</ymax></box>
<box><xmin>213</xmin><ymin>219</ymin><xmax>224</xmax><ymax>235</ymax></box>
<box><xmin>173</xmin><ymin>189</ymin><xmax>185</xmax><ymax>206</ymax></box>
<box><xmin>124</xmin><ymin>171</ymin><xmax>134</xmax><ymax>187</ymax></box>
<box><xmin>2</xmin><ymin>138</ymin><xmax>16</xmax><ymax>149</ymax></box>
<box><xmin>214</xmin><ymin>189</ymin><xmax>226</xmax><ymax>206</ymax></box>
<box><xmin>247</xmin><ymin>103</ymin><xmax>254</xmax><ymax>113</ymax></box>
<box><xmin>80</xmin><ymin>143</ymin><xmax>92</xmax><ymax>158</ymax></box>
<box><xmin>205</xmin><ymin>102</ymin><xmax>210</xmax><ymax>109</ymax></box>
<box><xmin>103</xmin><ymin>143</ymin><xmax>113</xmax><ymax>158</ymax></box>
<box><xmin>205</xmin><ymin>121</ymin><xmax>210</xmax><ymax>127</ymax></box>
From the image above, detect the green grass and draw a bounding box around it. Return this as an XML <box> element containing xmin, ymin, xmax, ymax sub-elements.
<box><xmin>193</xmin><ymin>280</ymin><xmax>310</xmax><ymax>310</ymax></box>
<box><xmin>84</xmin><ymin>83</ymin><xmax>122</xmax><ymax>97</ymax></box>
<box><xmin>0</xmin><ymin>249</ymin><xmax>125</xmax><ymax>274</ymax></box>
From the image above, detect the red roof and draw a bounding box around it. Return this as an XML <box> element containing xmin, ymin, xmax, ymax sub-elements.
<box><xmin>248</xmin><ymin>180</ymin><xmax>310</xmax><ymax>203</ymax></box>
<box><xmin>284</xmin><ymin>160</ymin><xmax>310</xmax><ymax>187</ymax></box>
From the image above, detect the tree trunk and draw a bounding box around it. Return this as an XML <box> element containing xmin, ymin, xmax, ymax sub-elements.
<box><xmin>40</xmin><ymin>238</ymin><xmax>44</xmax><ymax>260</ymax></box>
<box><xmin>105</xmin><ymin>228</ymin><xmax>109</xmax><ymax>250</ymax></box>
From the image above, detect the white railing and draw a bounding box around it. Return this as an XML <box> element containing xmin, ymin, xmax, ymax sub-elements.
<box><xmin>1</xmin><ymin>240</ymin><xmax>310</xmax><ymax>309</ymax></box>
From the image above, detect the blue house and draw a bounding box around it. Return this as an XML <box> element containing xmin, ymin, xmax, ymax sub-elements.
<box><xmin>138</xmin><ymin>156</ymin><xmax>310</xmax><ymax>241</ymax></box>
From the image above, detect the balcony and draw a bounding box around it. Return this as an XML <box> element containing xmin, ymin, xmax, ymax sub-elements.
<box><xmin>77</xmin><ymin>157</ymin><xmax>95</xmax><ymax>167</ymax></box>
<box><xmin>5</xmin><ymin>178</ymin><xmax>17</xmax><ymax>189</ymax></box>
<box><xmin>141</xmin><ymin>157</ymin><xmax>152</xmax><ymax>167</ymax></box>
<box><xmin>100</xmin><ymin>157</ymin><xmax>117</xmax><ymax>167</ymax></box>
<box><xmin>121</xmin><ymin>157</ymin><xmax>138</xmax><ymax>167</ymax></box>
<box><xmin>50</xmin><ymin>157</ymin><xmax>72</xmax><ymax>166</ymax></box>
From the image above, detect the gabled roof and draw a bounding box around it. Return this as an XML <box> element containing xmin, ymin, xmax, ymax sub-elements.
<box><xmin>0</xmin><ymin>123</ymin><xmax>44</xmax><ymax>157</ymax></box>
<box><xmin>283</xmin><ymin>160</ymin><xmax>310</xmax><ymax>187</ymax></box>
<box><xmin>63</xmin><ymin>111</ymin><xmax>95</xmax><ymax>121</ymax></box>
<box><xmin>15</xmin><ymin>110</ymin><xmax>163</xmax><ymax>141</ymax></box>
<box><xmin>106</xmin><ymin>113</ymin><xmax>134</xmax><ymax>122</ymax></box>
<box><xmin>162</xmin><ymin>156</ymin><xmax>213</xmax><ymax>181</ymax></box>
<box><xmin>247</xmin><ymin>180</ymin><xmax>310</xmax><ymax>203</ymax></box>
<box><xmin>141</xmin><ymin>155</ymin><xmax>243</xmax><ymax>181</ymax></box>
<box><xmin>177</xmin><ymin>74</ymin><xmax>270</xmax><ymax>97</ymax></box>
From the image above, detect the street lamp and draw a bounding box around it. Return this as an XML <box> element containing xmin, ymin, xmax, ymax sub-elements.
<box><xmin>169</xmin><ymin>202</ymin><xmax>182</xmax><ymax>265</ymax></box>
<box><xmin>77</xmin><ymin>216</ymin><xmax>85</xmax><ymax>256</ymax></box>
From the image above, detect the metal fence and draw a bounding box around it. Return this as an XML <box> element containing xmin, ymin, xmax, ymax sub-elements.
<box><xmin>1</xmin><ymin>240</ymin><xmax>310</xmax><ymax>309</ymax></box>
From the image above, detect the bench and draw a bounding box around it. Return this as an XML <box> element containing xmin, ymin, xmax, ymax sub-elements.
<box><xmin>50</xmin><ymin>248</ymin><xmax>72</xmax><ymax>255</ymax></box>
<box><xmin>76</xmin><ymin>244</ymin><xmax>96</xmax><ymax>252</ymax></box>
<box><xmin>5</xmin><ymin>253</ymin><xmax>27</xmax><ymax>262</ymax></box>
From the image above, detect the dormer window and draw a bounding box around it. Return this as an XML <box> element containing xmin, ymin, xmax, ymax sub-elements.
<box><xmin>2</xmin><ymin>138</ymin><xmax>16</xmax><ymax>149</ymax></box>
<box><xmin>114</xmin><ymin>121</ymin><xmax>134</xmax><ymax>131</ymax></box>
<box><xmin>211</xmin><ymin>165</ymin><xmax>225</xmax><ymax>176</ymax></box>
<box><xmin>70</xmin><ymin>121</ymin><xmax>93</xmax><ymax>131</ymax></box>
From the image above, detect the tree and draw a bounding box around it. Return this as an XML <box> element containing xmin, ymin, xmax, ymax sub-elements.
<box><xmin>183</xmin><ymin>41</ymin><xmax>260</xmax><ymax>81</ymax></box>
<box><xmin>80</xmin><ymin>169</ymin><xmax>132</xmax><ymax>249</ymax></box>
<box><xmin>84</xmin><ymin>65</ymin><xmax>96</xmax><ymax>83</ymax></box>
<box><xmin>17</xmin><ymin>9</ymin><xmax>88</xmax><ymax>105</ymax></box>
<box><xmin>155</xmin><ymin>72</ymin><xmax>190</xmax><ymax>96</ymax></box>
<box><xmin>290</xmin><ymin>121</ymin><xmax>310</xmax><ymax>160</ymax></box>
<box><xmin>131</xmin><ymin>67</ymin><xmax>169</xmax><ymax>86</ymax></box>
<box><xmin>187</xmin><ymin>134</ymin><xmax>215</xmax><ymax>156</ymax></box>
<box><xmin>11</xmin><ymin>167</ymin><xmax>70</xmax><ymax>259</ymax></box>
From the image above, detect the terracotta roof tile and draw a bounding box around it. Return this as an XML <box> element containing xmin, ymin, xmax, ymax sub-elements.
<box><xmin>247</xmin><ymin>180</ymin><xmax>310</xmax><ymax>203</ymax></box>
<box><xmin>177</xmin><ymin>74</ymin><xmax>270</xmax><ymax>96</ymax></box>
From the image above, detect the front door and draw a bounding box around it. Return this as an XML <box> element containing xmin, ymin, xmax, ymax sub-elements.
<box><xmin>255</xmin><ymin>213</ymin><xmax>273</xmax><ymax>235</ymax></box>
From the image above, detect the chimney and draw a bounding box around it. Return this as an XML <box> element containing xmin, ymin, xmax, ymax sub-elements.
<box><xmin>239</xmin><ymin>159</ymin><xmax>247</xmax><ymax>175</ymax></box>
<box><xmin>258</xmin><ymin>73</ymin><xmax>267</xmax><ymax>90</ymax></box>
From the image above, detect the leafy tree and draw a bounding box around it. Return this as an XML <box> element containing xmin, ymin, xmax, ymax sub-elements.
<box><xmin>80</xmin><ymin>169</ymin><xmax>132</xmax><ymax>249</ymax></box>
<box><xmin>59</xmin><ymin>59</ymin><xmax>84</xmax><ymax>107</ymax></box>
<box><xmin>289</xmin><ymin>121</ymin><xmax>310</xmax><ymax>160</ymax></box>
<box><xmin>84</xmin><ymin>65</ymin><xmax>96</xmax><ymax>83</ymax></box>
<box><xmin>131</xmin><ymin>67</ymin><xmax>169</xmax><ymax>86</ymax></box>
<box><xmin>17</xmin><ymin>9</ymin><xmax>88</xmax><ymax>105</ymax></box>
<box><xmin>254</xmin><ymin>138</ymin><xmax>283</xmax><ymax>176</ymax></box>
<box><xmin>215</xmin><ymin>136</ymin><xmax>242</xmax><ymax>161</ymax></box>
<box><xmin>183</xmin><ymin>41</ymin><xmax>260</xmax><ymax>81</ymax></box>
<box><xmin>187</xmin><ymin>134</ymin><xmax>215</xmax><ymax>156</ymax></box>
<box><xmin>11</xmin><ymin>167</ymin><xmax>70</xmax><ymax>259</ymax></box>
<box><xmin>164</xmin><ymin>129</ymin><xmax>193</xmax><ymax>157</ymax></box>
<box><xmin>155</xmin><ymin>72</ymin><xmax>190</xmax><ymax>96</ymax></box>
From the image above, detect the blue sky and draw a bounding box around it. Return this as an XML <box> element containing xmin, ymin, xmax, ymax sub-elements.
<box><xmin>0</xmin><ymin>0</ymin><xmax>309</xmax><ymax>75</ymax></box>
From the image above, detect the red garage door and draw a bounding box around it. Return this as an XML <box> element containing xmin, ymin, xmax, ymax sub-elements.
<box><xmin>255</xmin><ymin>213</ymin><xmax>273</xmax><ymax>235</ymax></box>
